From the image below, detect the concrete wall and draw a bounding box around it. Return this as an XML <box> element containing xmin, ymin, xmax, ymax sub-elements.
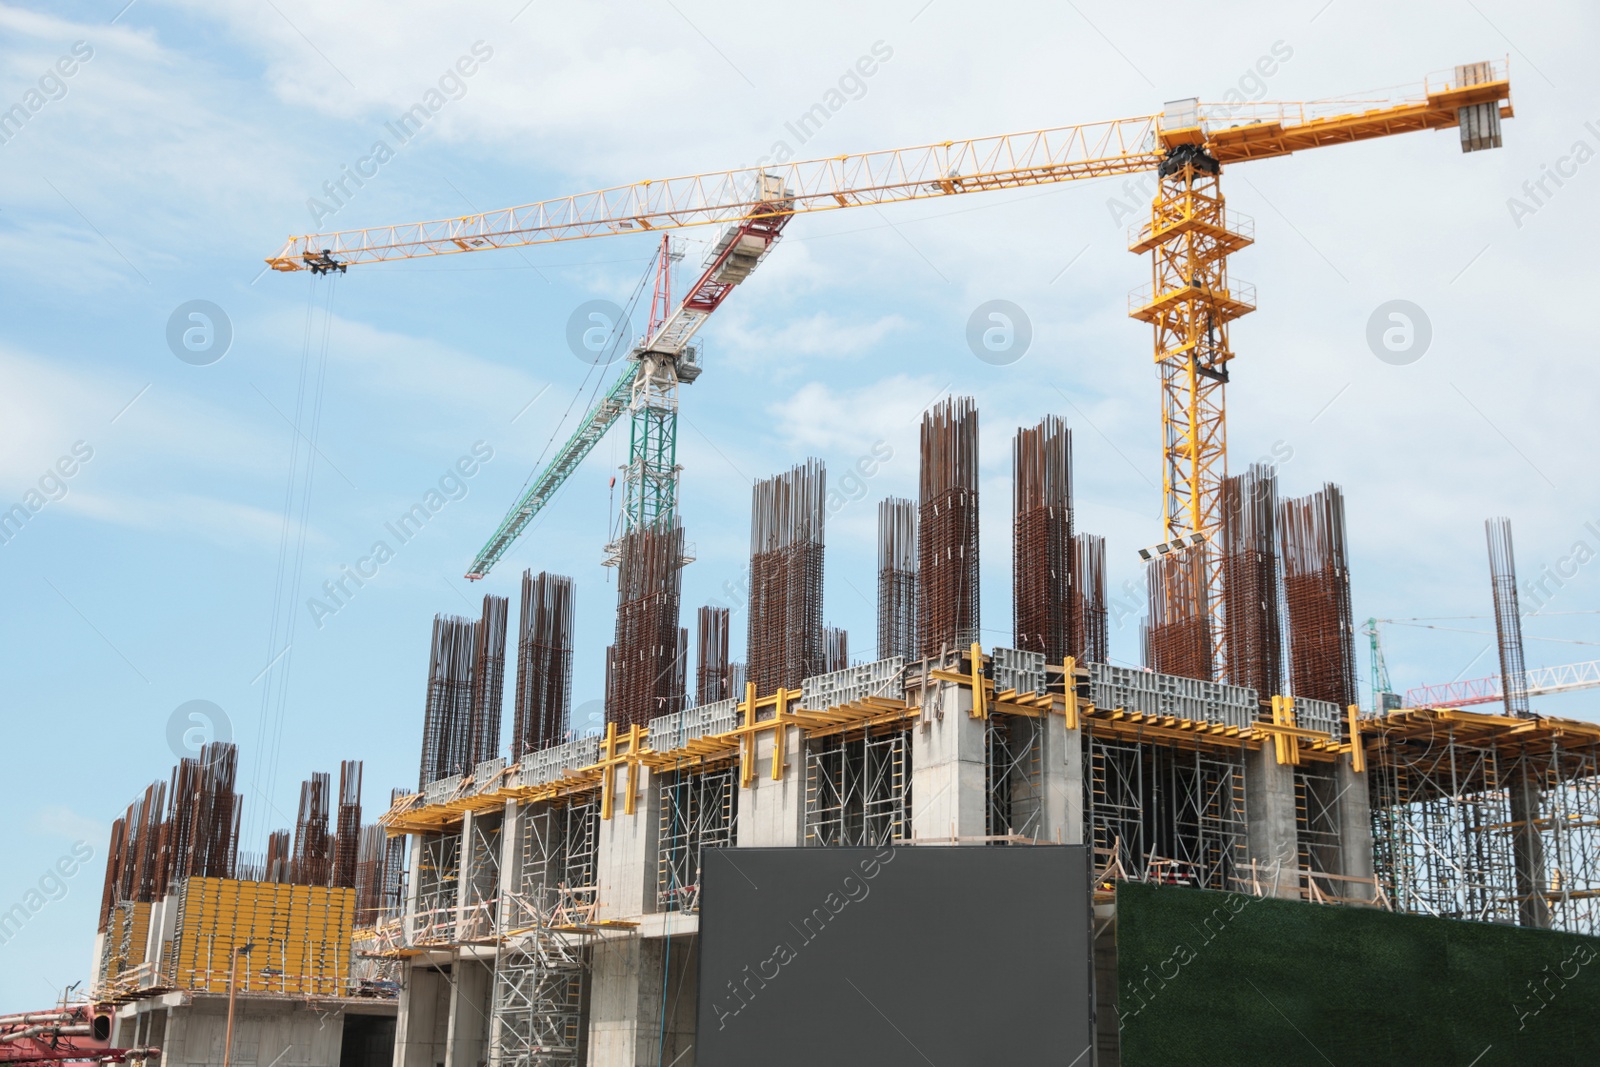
<box><xmin>734</xmin><ymin>726</ymin><xmax>804</xmax><ymax>847</ymax></box>
<box><xmin>395</xmin><ymin>964</ymin><xmax>452</xmax><ymax>1067</ymax></box>
<box><xmin>113</xmin><ymin>993</ymin><xmax>392</xmax><ymax>1067</ymax></box>
<box><xmin>587</xmin><ymin>935</ymin><xmax>696</xmax><ymax>1067</ymax></box>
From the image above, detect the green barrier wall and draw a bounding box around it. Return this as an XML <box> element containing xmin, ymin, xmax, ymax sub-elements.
<box><xmin>1116</xmin><ymin>881</ymin><xmax>1600</xmax><ymax>1065</ymax></box>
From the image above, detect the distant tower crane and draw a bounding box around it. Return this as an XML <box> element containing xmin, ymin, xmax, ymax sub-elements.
<box><xmin>267</xmin><ymin>62</ymin><xmax>1513</xmax><ymax>641</ymax></box>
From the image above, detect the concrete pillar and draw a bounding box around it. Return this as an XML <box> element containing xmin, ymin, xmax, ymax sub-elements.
<box><xmin>395</xmin><ymin>963</ymin><xmax>451</xmax><ymax>1067</ymax></box>
<box><xmin>1335</xmin><ymin>761</ymin><xmax>1375</xmax><ymax>902</ymax></box>
<box><xmin>1243</xmin><ymin>745</ymin><xmax>1299</xmax><ymax>898</ymax></box>
<box><xmin>910</xmin><ymin>677</ymin><xmax>988</xmax><ymax>841</ymax></box>
<box><xmin>587</xmin><ymin>935</ymin><xmax>696</xmax><ymax>1067</ymax></box>
<box><xmin>443</xmin><ymin>957</ymin><xmax>493</xmax><ymax>1067</ymax></box>
<box><xmin>1038</xmin><ymin>710</ymin><xmax>1085</xmax><ymax>845</ymax></box>
<box><xmin>1510</xmin><ymin>769</ymin><xmax>1551</xmax><ymax>929</ymax></box>
<box><xmin>596</xmin><ymin>767</ymin><xmax>662</xmax><ymax>921</ymax></box>
<box><xmin>404</xmin><ymin>832</ymin><xmax>424</xmax><ymax>944</ymax></box>
<box><xmin>735</xmin><ymin>724</ymin><xmax>805</xmax><ymax>847</ymax></box>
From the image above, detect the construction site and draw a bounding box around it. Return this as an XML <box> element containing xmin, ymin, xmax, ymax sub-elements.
<box><xmin>22</xmin><ymin>56</ymin><xmax>1600</xmax><ymax>1067</ymax></box>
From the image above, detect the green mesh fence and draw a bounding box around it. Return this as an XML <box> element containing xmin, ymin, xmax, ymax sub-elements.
<box><xmin>1116</xmin><ymin>881</ymin><xmax>1600</xmax><ymax>1065</ymax></box>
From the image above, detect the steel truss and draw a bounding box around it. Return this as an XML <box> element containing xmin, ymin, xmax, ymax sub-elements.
<box><xmin>986</xmin><ymin>712</ymin><xmax>1044</xmax><ymax>839</ymax></box>
<box><xmin>1371</xmin><ymin>733</ymin><xmax>1600</xmax><ymax>933</ymax></box>
<box><xmin>1085</xmin><ymin>733</ymin><xmax>1247</xmax><ymax>890</ymax></box>
<box><xmin>657</xmin><ymin>762</ymin><xmax>738</xmax><ymax>913</ymax></box>
<box><xmin>805</xmin><ymin>726</ymin><xmax>911</xmax><ymax>846</ymax></box>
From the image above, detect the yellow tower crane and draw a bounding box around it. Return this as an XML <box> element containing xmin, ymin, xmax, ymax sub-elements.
<box><xmin>267</xmin><ymin>61</ymin><xmax>1511</xmax><ymax>663</ymax></box>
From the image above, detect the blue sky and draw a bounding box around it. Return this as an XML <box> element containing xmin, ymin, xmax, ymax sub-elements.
<box><xmin>2</xmin><ymin>0</ymin><xmax>1597</xmax><ymax>1010</ymax></box>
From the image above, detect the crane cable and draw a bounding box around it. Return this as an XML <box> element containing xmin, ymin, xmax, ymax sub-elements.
<box><xmin>248</xmin><ymin>272</ymin><xmax>338</xmax><ymax>843</ymax></box>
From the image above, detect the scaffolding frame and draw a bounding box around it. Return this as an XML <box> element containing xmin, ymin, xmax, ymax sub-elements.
<box><xmin>657</xmin><ymin>762</ymin><xmax>738</xmax><ymax>913</ymax></box>
<box><xmin>805</xmin><ymin>725</ymin><xmax>911</xmax><ymax>846</ymax></box>
<box><xmin>513</xmin><ymin>794</ymin><xmax>601</xmax><ymax>930</ymax></box>
<box><xmin>1295</xmin><ymin>763</ymin><xmax>1344</xmax><ymax>891</ymax></box>
<box><xmin>985</xmin><ymin>712</ymin><xmax>1044</xmax><ymax>840</ymax></box>
<box><xmin>414</xmin><ymin>831</ymin><xmax>461</xmax><ymax>944</ymax></box>
<box><xmin>1370</xmin><ymin>729</ymin><xmax>1600</xmax><ymax>933</ymax></box>
<box><xmin>1085</xmin><ymin>732</ymin><xmax>1247</xmax><ymax>890</ymax></box>
<box><xmin>489</xmin><ymin>934</ymin><xmax>586</xmax><ymax>1067</ymax></box>
<box><xmin>464</xmin><ymin>813</ymin><xmax>503</xmax><ymax>940</ymax></box>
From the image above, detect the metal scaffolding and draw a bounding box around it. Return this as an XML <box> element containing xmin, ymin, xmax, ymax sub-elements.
<box><xmin>464</xmin><ymin>812</ymin><xmax>503</xmax><ymax>940</ymax></box>
<box><xmin>805</xmin><ymin>726</ymin><xmax>912</xmax><ymax>846</ymax></box>
<box><xmin>1085</xmin><ymin>732</ymin><xmax>1247</xmax><ymax>890</ymax></box>
<box><xmin>414</xmin><ymin>830</ymin><xmax>461</xmax><ymax>944</ymax></box>
<box><xmin>513</xmin><ymin>795</ymin><xmax>600</xmax><ymax>929</ymax></box>
<box><xmin>489</xmin><ymin>935</ymin><xmax>585</xmax><ymax>1067</ymax></box>
<box><xmin>1295</xmin><ymin>763</ymin><xmax>1343</xmax><ymax>887</ymax></box>
<box><xmin>657</xmin><ymin>763</ymin><xmax>738</xmax><ymax>913</ymax></box>
<box><xmin>985</xmin><ymin>712</ymin><xmax>1045</xmax><ymax>839</ymax></box>
<box><xmin>1369</xmin><ymin>718</ymin><xmax>1600</xmax><ymax>933</ymax></box>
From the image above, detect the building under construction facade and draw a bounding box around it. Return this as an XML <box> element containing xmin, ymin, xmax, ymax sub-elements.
<box><xmin>329</xmin><ymin>399</ymin><xmax>1600</xmax><ymax>1067</ymax></box>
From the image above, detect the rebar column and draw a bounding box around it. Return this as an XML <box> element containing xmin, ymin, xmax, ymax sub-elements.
<box><xmin>1221</xmin><ymin>463</ymin><xmax>1283</xmax><ymax>699</ymax></box>
<box><xmin>877</xmin><ymin>497</ymin><xmax>918</xmax><ymax>663</ymax></box>
<box><xmin>918</xmin><ymin>397</ymin><xmax>979</xmax><ymax>660</ymax></box>
<box><xmin>1013</xmin><ymin>416</ymin><xmax>1073</xmax><ymax>661</ymax></box>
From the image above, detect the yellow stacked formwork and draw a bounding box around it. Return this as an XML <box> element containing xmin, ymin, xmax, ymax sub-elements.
<box><xmin>170</xmin><ymin>877</ymin><xmax>354</xmax><ymax>996</ymax></box>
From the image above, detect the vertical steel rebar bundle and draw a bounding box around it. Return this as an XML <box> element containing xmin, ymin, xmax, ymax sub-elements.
<box><xmin>876</xmin><ymin>497</ymin><xmax>918</xmax><ymax>663</ymax></box>
<box><xmin>748</xmin><ymin>460</ymin><xmax>827</xmax><ymax>695</ymax></box>
<box><xmin>468</xmin><ymin>595</ymin><xmax>510</xmax><ymax>768</ymax></box>
<box><xmin>265</xmin><ymin>829</ymin><xmax>292</xmax><ymax>883</ymax></box>
<box><xmin>354</xmin><ymin>824</ymin><xmax>387</xmax><ymax>925</ymax></box>
<box><xmin>823</xmin><ymin>626</ymin><xmax>849</xmax><ymax>673</ymax></box>
<box><xmin>418</xmin><ymin>613</ymin><xmax>477</xmax><ymax>787</ymax></box>
<box><xmin>513</xmin><ymin>571</ymin><xmax>576</xmax><ymax>755</ymax></box>
<box><xmin>331</xmin><ymin>760</ymin><xmax>363</xmax><ymax>890</ymax></box>
<box><xmin>1072</xmin><ymin>532</ymin><xmax>1109</xmax><ymax>664</ymax></box>
<box><xmin>696</xmin><ymin>606</ymin><xmax>731</xmax><ymax>706</ymax></box>
<box><xmin>1013</xmin><ymin>416</ymin><xmax>1073</xmax><ymax>660</ymax></box>
<box><xmin>97</xmin><ymin>781</ymin><xmax>166</xmax><ymax>930</ymax></box>
<box><xmin>1221</xmin><ymin>463</ymin><xmax>1283</xmax><ymax>699</ymax></box>
<box><xmin>918</xmin><ymin>397</ymin><xmax>979</xmax><ymax>660</ymax></box>
<box><xmin>157</xmin><ymin>741</ymin><xmax>241</xmax><ymax>895</ymax></box>
<box><xmin>611</xmin><ymin>522</ymin><xmax>687</xmax><ymax>727</ymax></box>
<box><xmin>1279</xmin><ymin>483</ymin><xmax>1357</xmax><ymax>709</ymax></box>
<box><xmin>1486</xmin><ymin>517</ymin><xmax>1530</xmax><ymax>718</ymax></box>
<box><xmin>1143</xmin><ymin>548</ymin><xmax>1214</xmax><ymax>680</ymax></box>
<box><xmin>291</xmin><ymin>772</ymin><xmax>332</xmax><ymax>887</ymax></box>
<box><xmin>383</xmin><ymin>787</ymin><xmax>408</xmax><ymax>912</ymax></box>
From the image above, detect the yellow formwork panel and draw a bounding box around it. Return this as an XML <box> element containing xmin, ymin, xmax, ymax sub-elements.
<box><xmin>171</xmin><ymin>877</ymin><xmax>356</xmax><ymax>995</ymax></box>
